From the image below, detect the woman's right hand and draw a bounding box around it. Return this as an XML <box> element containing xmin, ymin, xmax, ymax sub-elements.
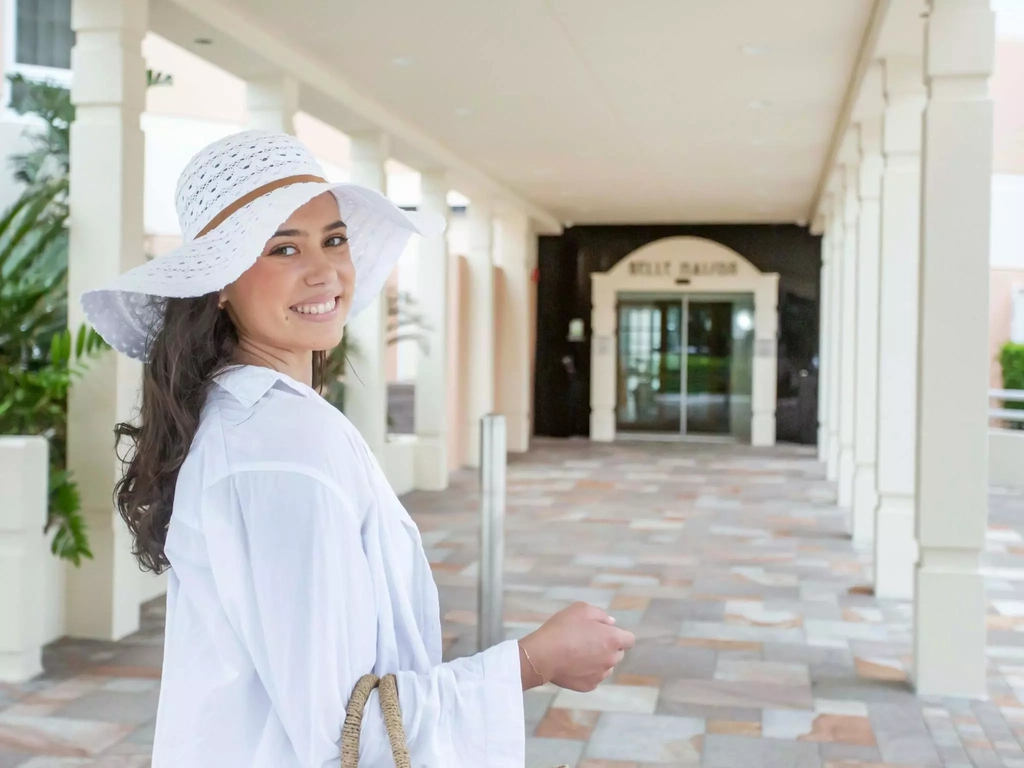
<box><xmin>519</xmin><ymin>602</ymin><xmax>636</xmax><ymax>692</ymax></box>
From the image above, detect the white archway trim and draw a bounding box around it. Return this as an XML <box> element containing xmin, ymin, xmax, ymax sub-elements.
<box><xmin>590</xmin><ymin>236</ymin><xmax>779</xmax><ymax>447</ymax></box>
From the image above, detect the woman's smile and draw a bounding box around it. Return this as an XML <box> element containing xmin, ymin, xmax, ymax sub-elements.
<box><xmin>290</xmin><ymin>293</ymin><xmax>341</xmax><ymax>321</ymax></box>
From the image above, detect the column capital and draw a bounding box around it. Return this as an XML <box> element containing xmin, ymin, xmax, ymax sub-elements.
<box><xmin>884</xmin><ymin>55</ymin><xmax>926</xmax><ymax>101</ymax></box>
<box><xmin>72</xmin><ymin>0</ymin><xmax>147</xmax><ymax>32</ymax></box>
<box><xmin>419</xmin><ymin>171</ymin><xmax>450</xmax><ymax>226</ymax></box>
<box><xmin>349</xmin><ymin>132</ymin><xmax>391</xmax><ymax>164</ymax></box>
<box><xmin>419</xmin><ymin>167</ymin><xmax>452</xmax><ymax>190</ymax></box>
<box><xmin>349</xmin><ymin>132</ymin><xmax>389</xmax><ymax>193</ymax></box>
<box><xmin>926</xmin><ymin>0</ymin><xmax>995</xmax><ymax>86</ymax></box>
<box><xmin>883</xmin><ymin>57</ymin><xmax>926</xmax><ymax>160</ymax></box>
<box><xmin>467</xmin><ymin>195</ymin><xmax>495</xmax><ymax>219</ymax></box>
<box><xmin>246</xmin><ymin>75</ymin><xmax>299</xmax><ymax>135</ymax></box>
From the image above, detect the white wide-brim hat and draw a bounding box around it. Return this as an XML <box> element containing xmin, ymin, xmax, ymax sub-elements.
<box><xmin>81</xmin><ymin>129</ymin><xmax>444</xmax><ymax>361</ymax></box>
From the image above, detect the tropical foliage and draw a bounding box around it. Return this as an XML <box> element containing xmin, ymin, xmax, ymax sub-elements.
<box><xmin>0</xmin><ymin>71</ymin><xmax>172</xmax><ymax>563</ymax></box>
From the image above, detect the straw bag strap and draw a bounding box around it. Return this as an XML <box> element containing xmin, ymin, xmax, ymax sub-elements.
<box><xmin>341</xmin><ymin>673</ymin><xmax>411</xmax><ymax>768</ymax></box>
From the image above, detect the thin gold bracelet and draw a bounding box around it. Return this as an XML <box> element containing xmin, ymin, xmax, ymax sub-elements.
<box><xmin>519</xmin><ymin>641</ymin><xmax>546</xmax><ymax>684</ymax></box>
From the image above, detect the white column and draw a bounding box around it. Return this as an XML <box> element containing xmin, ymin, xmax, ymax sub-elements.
<box><xmin>914</xmin><ymin>0</ymin><xmax>995</xmax><ymax>698</ymax></box>
<box><xmin>495</xmin><ymin>210</ymin><xmax>534</xmax><ymax>454</ymax></box>
<box><xmin>464</xmin><ymin>198</ymin><xmax>496</xmax><ymax>468</ymax></box>
<box><xmin>590</xmin><ymin>275</ymin><xmax>616</xmax><ymax>442</ymax></box>
<box><xmin>838</xmin><ymin>154</ymin><xmax>860</xmax><ymax>511</ymax></box>
<box><xmin>874</xmin><ymin>56</ymin><xmax>926</xmax><ymax>600</ymax></box>
<box><xmin>751</xmin><ymin>277</ymin><xmax>780</xmax><ymax>447</ymax></box>
<box><xmin>826</xmin><ymin>201</ymin><xmax>845</xmax><ymax>482</ymax></box>
<box><xmin>817</xmin><ymin>226</ymin><xmax>831</xmax><ymax>463</ymax></box>
<box><xmin>852</xmin><ymin>111</ymin><xmax>884</xmax><ymax>545</ymax></box>
<box><xmin>66</xmin><ymin>0</ymin><xmax>148</xmax><ymax>640</ymax></box>
<box><xmin>246</xmin><ymin>75</ymin><xmax>299</xmax><ymax>134</ymax></box>
<box><xmin>0</xmin><ymin>438</ymin><xmax>48</xmax><ymax>682</ymax></box>
<box><xmin>344</xmin><ymin>132</ymin><xmax>390</xmax><ymax>458</ymax></box>
<box><xmin>413</xmin><ymin>170</ymin><xmax>451</xmax><ymax>491</ymax></box>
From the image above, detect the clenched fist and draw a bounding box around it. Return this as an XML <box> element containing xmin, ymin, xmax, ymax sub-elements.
<box><xmin>519</xmin><ymin>602</ymin><xmax>635</xmax><ymax>692</ymax></box>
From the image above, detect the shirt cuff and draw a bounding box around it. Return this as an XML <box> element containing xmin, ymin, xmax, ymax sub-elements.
<box><xmin>480</xmin><ymin>639</ymin><xmax>527</xmax><ymax>768</ymax></box>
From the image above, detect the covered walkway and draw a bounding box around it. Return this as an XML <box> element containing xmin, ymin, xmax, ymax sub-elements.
<box><xmin>3</xmin><ymin>440</ymin><xmax>1024</xmax><ymax>767</ymax></box>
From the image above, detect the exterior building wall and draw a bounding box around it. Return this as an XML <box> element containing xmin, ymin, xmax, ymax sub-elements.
<box><xmin>991</xmin><ymin>28</ymin><xmax>1024</xmax><ymax>391</ymax></box>
<box><xmin>994</xmin><ymin>40</ymin><xmax>1024</xmax><ymax>176</ymax></box>
<box><xmin>991</xmin><ymin>269</ymin><xmax>1024</xmax><ymax>388</ymax></box>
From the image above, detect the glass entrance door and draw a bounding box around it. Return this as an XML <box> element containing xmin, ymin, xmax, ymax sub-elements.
<box><xmin>616</xmin><ymin>301</ymin><xmax>683</xmax><ymax>432</ymax></box>
<box><xmin>682</xmin><ymin>296</ymin><xmax>755</xmax><ymax>439</ymax></box>
<box><xmin>684</xmin><ymin>301</ymin><xmax>733</xmax><ymax>435</ymax></box>
<box><xmin>616</xmin><ymin>295</ymin><xmax>754</xmax><ymax>439</ymax></box>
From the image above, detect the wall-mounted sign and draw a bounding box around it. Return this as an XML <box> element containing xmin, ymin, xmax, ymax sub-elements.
<box><xmin>628</xmin><ymin>259</ymin><xmax>739</xmax><ymax>278</ymax></box>
<box><xmin>567</xmin><ymin>318</ymin><xmax>586</xmax><ymax>342</ymax></box>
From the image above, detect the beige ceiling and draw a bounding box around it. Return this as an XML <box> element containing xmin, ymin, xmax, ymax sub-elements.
<box><xmin>156</xmin><ymin>0</ymin><xmax>884</xmax><ymax>226</ymax></box>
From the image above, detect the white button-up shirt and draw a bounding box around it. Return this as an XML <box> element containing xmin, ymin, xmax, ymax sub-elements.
<box><xmin>151</xmin><ymin>365</ymin><xmax>525</xmax><ymax>768</ymax></box>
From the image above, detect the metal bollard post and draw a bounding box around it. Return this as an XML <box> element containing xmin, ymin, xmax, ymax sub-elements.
<box><xmin>477</xmin><ymin>414</ymin><xmax>506</xmax><ymax>651</ymax></box>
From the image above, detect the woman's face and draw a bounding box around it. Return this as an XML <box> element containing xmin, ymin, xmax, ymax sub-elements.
<box><xmin>220</xmin><ymin>192</ymin><xmax>355</xmax><ymax>356</ymax></box>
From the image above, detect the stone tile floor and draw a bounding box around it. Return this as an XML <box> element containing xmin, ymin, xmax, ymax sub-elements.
<box><xmin>3</xmin><ymin>439</ymin><xmax>1024</xmax><ymax>767</ymax></box>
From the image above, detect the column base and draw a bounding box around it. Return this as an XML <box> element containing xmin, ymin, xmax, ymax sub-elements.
<box><xmin>464</xmin><ymin>420</ymin><xmax>481</xmax><ymax>469</ymax></box>
<box><xmin>503</xmin><ymin>412</ymin><xmax>531</xmax><ymax>454</ymax></box>
<box><xmin>837</xmin><ymin>446</ymin><xmax>855</xmax><ymax>509</ymax></box>
<box><xmin>591</xmin><ymin>409</ymin><xmax>615</xmax><ymax>442</ymax></box>
<box><xmin>851</xmin><ymin>463</ymin><xmax>877</xmax><ymax>545</ymax></box>
<box><xmin>827</xmin><ymin>432</ymin><xmax>840</xmax><ymax>482</ymax></box>
<box><xmin>874</xmin><ymin>493</ymin><xmax>917</xmax><ymax>600</ymax></box>
<box><xmin>415</xmin><ymin>436</ymin><xmax>450</xmax><ymax>491</ymax></box>
<box><xmin>381</xmin><ymin>436</ymin><xmax>417</xmax><ymax>496</ymax></box>
<box><xmin>914</xmin><ymin>551</ymin><xmax>986</xmax><ymax>698</ymax></box>
<box><xmin>751</xmin><ymin>413</ymin><xmax>776</xmax><ymax>447</ymax></box>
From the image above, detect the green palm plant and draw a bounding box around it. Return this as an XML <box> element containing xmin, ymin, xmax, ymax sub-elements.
<box><xmin>0</xmin><ymin>179</ymin><xmax>106</xmax><ymax>564</ymax></box>
<box><xmin>1</xmin><ymin>70</ymin><xmax>172</xmax><ymax>564</ymax></box>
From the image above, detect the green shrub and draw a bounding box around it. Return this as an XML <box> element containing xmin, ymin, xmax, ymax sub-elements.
<box><xmin>999</xmin><ymin>342</ymin><xmax>1024</xmax><ymax>430</ymax></box>
<box><xmin>0</xmin><ymin>182</ymin><xmax>106</xmax><ymax>564</ymax></box>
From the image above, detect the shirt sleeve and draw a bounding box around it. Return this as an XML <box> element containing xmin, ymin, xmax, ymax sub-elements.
<box><xmin>201</xmin><ymin>466</ymin><xmax>525</xmax><ymax>768</ymax></box>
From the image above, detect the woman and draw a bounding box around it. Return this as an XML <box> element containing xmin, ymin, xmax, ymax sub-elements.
<box><xmin>82</xmin><ymin>130</ymin><xmax>634</xmax><ymax>768</ymax></box>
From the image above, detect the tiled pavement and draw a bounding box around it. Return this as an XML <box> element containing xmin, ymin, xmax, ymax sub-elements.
<box><xmin>3</xmin><ymin>439</ymin><xmax>1024</xmax><ymax>767</ymax></box>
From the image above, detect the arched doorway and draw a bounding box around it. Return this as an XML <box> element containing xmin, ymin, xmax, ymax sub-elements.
<box><xmin>590</xmin><ymin>237</ymin><xmax>779</xmax><ymax>446</ymax></box>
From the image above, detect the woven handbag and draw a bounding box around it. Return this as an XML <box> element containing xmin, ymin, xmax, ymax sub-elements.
<box><xmin>341</xmin><ymin>673</ymin><xmax>568</xmax><ymax>767</ymax></box>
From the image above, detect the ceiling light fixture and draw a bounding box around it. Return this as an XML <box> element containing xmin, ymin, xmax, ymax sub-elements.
<box><xmin>454</xmin><ymin>106</ymin><xmax>473</xmax><ymax>117</ymax></box>
<box><xmin>740</xmin><ymin>44</ymin><xmax>770</xmax><ymax>56</ymax></box>
<box><xmin>392</xmin><ymin>56</ymin><xmax>412</xmax><ymax>67</ymax></box>
<box><xmin>751</xmin><ymin>138</ymin><xmax>767</xmax><ymax>146</ymax></box>
<box><xmin>747</xmin><ymin>100</ymin><xmax>772</xmax><ymax>110</ymax></box>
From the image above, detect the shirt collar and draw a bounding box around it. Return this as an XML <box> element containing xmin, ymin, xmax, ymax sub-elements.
<box><xmin>212</xmin><ymin>364</ymin><xmax>315</xmax><ymax>408</ymax></box>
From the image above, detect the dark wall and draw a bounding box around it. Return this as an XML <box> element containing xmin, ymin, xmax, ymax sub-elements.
<box><xmin>534</xmin><ymin>224</ymin><xmax>822</xmax><ymax>444</ymax></box>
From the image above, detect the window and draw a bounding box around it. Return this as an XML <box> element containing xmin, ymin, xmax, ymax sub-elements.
<box><xmin>14</xmin><ymin>0</ymin><xmax>73</xmax><ymax>70</ymax></box>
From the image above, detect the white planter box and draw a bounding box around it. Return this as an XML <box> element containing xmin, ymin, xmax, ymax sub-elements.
<box><xmin>382</xmin><ymin>435</ymin><xmax>417</xmax><ymax>496</ymax></box>
<box><xmin>0</xmin><ymin>436</ymin><xmax>49</xmax><ymax>682</ymax></box>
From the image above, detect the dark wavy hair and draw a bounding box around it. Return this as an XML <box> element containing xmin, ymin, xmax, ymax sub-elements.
<box><xmin>114</xmin><ymin>295</ymin><xmax>326</xmax><ymax>573</ymax></box>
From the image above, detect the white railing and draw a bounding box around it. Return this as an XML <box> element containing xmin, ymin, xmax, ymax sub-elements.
<box><xmin>991</xmin><ymin>389</ymin><xmax>1024</xmax><ymax>426</ymax></box>
<box><xmin>990</xmin><ymin>390</ymin><xmax>1024</xmax><ymax>490</ymax></box>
